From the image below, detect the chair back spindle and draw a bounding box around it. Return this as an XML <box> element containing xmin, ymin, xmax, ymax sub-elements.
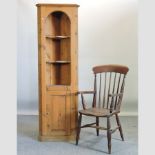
<box><xmin>102</xmin><ymin>73</ymin><xmax>107</xmax><ymax>108</ymax></box>
<box><xmin>98</xmin><ymin>73</ymin><xmax>102</xmax><ymax>108</ymax></box>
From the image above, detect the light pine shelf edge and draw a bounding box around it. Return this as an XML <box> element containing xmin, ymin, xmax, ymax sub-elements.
<box><xmin>45</xmin><ymin>35</ymin><xmax>70</xmax><ymax>39</ymax></box>
<box><xmin>46</xmin><ymin>60</ymin><xmax>71</xmax><ymax>64</ymax></box>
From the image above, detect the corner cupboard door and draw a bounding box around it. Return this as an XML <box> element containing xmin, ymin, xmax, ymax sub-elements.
<box><xmin>46</xmin><ymin>91</ymin><xmax>71</xmax><ymax>136</ymax></box>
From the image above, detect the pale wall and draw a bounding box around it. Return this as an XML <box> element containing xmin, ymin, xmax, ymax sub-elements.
<box><xmin>17</xmin><ymin>0</ymin><xmax>138</xmax><ymax>115</ymax></box>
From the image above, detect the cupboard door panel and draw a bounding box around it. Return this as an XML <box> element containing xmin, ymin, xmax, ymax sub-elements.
<box><xmin>70</xmin><ymin>95</ymin><xmax>78</xmax><ymax>130</ymax></box>
<box><xmin>46</xmin><ymin>91</ymin><xmax>71</xmax><ymax>136</ymax></box>
<box><xmin>51</xmin><ymin>95</ymin><xmax>66</xmax><ymax>130</ymax></box>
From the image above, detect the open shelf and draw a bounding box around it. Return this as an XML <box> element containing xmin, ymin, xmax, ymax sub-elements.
<box><xmin>45</xmin><ymin>11</ymin><xmax>71</xmax><ymax>86</ymax></box>
<box><xmin>47</xmin><ymin>84</ymin><xmax>70</xmax><ymax>88</ymax></box>
<box><xmin>46</xmin><ymin>84</ymin><xmax>71</xmax><ymax>92</ymax></box>
<box><xmin>46</xmin><ymin>60</ymin><xmax>71</xmax><ymax>64</ymax></box>
<box><xmin>46</xmin><ymin>63</ymin><xmax>70</xmax><ymax>85</ymax></box>
<box><xmin>47</xmin><ymin>84</ymin><xmax>69</xmax><ymax>86</ymax></box>
<box><xmin>45</xmin><ymin>35</ymin><xmax>70</xmax><ymax>39</ymax></box>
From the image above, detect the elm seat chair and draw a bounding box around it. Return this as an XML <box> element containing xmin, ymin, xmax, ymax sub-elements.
<box><xmin>76</xmin><ymin>64</ymin><xmax>129</xmax><ymax>154</ymax></box>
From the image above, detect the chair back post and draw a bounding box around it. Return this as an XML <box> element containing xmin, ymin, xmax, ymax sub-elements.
<box><xmin>92</xmin><ymin>74</ymin><xmax>97</xmax><ymax>107</ymax></box>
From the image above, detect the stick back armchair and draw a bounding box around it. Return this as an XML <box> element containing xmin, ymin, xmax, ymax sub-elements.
<box><xmin>76</xmin><ymin>64</ymin><xmax>129</xmax><ymax>154</ymax></box>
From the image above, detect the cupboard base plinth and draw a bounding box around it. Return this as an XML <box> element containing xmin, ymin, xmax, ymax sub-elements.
<box><xmin>38</xmin><ymin>134</ymin><xmax>76</xmax><ymax>142</ymax></box>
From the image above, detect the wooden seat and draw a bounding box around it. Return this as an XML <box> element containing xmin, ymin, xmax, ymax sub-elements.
<box><xmin>76</xmin><ymin>64</ymin><xmax>129</xmax><ymax>154</ymax></box>
<box><xmin>79</xmin><ymin>108</ymin><xmax>118</xmax><ymax>117</ymax></box>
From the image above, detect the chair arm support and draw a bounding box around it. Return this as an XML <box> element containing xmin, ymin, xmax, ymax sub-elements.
<box><xmin>78</xmin><ymin>91</ymin><xmax>95</xmax><ymax>110</ymax></box>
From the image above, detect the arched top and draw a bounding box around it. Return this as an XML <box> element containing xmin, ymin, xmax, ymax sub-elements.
<box><xmin>45</xmin><ymin>11</ymin><xmax>71</xmax><ymax>36</ymax></box>
<box><xmin>45</xmin><ymin>11</ymin><xmax>71</xmax><ymax>23</ymax></box>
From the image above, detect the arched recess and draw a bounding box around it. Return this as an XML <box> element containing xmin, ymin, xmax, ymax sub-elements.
<box><xmin>45</xmin><ymin>11</ymin><xmax>71</xmax><ymax>86</ymax></box>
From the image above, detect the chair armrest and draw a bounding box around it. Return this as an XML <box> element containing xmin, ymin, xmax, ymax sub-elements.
<box><xmin>78</xmin><ymin>91</ymin><xmax>95</xmax><ymax>94</ymax></box>
<box><xmin>108</xmin><ymin>93</ymin><xmax>123</xmax><ymax>97</ymax></box>
<box><xmin>78</xmin><ymin>91</ymin><xmax>95</xmax><ymax>110</ymax></box>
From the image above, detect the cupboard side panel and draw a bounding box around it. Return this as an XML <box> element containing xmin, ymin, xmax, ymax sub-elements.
<box><xmin>70</xmin><ymin>8</ymin><xmax>78</xmax><ymax>93</ymax></box>
<box><xmin>38</xmin><ymin>6</ymin><xmax>51</xmax><ymax>136</ymax></box>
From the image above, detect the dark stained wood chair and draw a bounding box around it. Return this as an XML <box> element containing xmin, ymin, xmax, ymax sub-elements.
<box><xmin>76</xmin><ymin>64</ymin><xmax>129</xmax><ymax>154</ymax></box>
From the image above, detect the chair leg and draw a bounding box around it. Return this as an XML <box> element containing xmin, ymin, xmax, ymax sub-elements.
<box><xmin>107</xmin><ymin>117</ymin><xmax>111</xmax><ymax>154</ymax></box>
<box><xmin>76</xmin><ymin>113</ymin><xmax>82</xmax><ymax>145</ymax></box>
<box><xmin>115</xmin><ymin>114</ymin><xmax>124</xmax><ymax>141</ymax></box>
<box><xmin>96</xmin><ymin>117</ymin><xmax>99</xmax><ymax>136</ymax></box>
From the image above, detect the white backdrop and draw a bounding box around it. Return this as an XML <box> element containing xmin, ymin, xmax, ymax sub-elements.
<box><xmin>17</xmin><ymin>0</ymin><xmax>138</xmax><ymax>115</ymax></box>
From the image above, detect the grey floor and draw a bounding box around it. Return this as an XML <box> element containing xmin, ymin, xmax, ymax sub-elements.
<box><xmin>17</xmin><ymin>115</ymin><xmax>138</xmax><ymax>155</ymax></box>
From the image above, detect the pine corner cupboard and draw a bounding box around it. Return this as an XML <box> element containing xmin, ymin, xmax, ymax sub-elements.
<box><xmin>36</xmin><ymin>3</ymin><xmax>79</xmax><ymax>141</ymax></box>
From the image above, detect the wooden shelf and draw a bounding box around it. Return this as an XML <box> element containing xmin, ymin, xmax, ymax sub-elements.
<box><xmin>45</xmin><ymin>35</ymin><xmax>70</xmax><ymax>39</ymax></box>
<box><xmin>46</xmin><ymin>84</ymin><xmax>71</xmax><ymax>91</ymax></box>
<box><xmin>47</xmin><ymin>84</ymin><xmax>70</xmax><ymax>87</ymax></box>
<box><xmin>46</xmin><ymin>60</ymin><xmax>71</xmax><ymax>64</ymax></box>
